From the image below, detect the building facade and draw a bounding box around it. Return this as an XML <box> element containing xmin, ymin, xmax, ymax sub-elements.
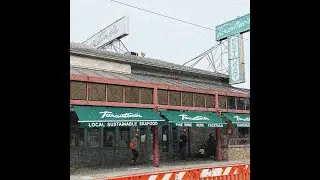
<box><xmin>70</xmin><ymin>42</ymin><xmax>250</xmax><ymax>168</ymax></box>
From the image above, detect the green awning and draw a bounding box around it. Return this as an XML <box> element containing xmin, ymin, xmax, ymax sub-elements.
<box><xmin>160</xmin><ymin>110</ymin><xmax>226</xmax><ymax>128</ymax></box>
<box><xmin>72</xmin><ymin>106</ymin><xmax>164</xmax><ymax>128</ymax></box>
<box><xmin>222</xmin><ymin>113</ymin><xmax>250</xmax><ymax>127</ymax></box>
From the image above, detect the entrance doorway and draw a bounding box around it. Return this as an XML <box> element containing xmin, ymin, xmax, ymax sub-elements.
<box><xmin>188</xmin><ymin>128</ymin><xmax>217</xmax><ymax>159</ymax></box>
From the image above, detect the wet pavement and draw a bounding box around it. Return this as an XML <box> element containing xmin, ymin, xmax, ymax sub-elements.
<box><xmin>70</xmin><ymin>159</ymin><xmax>250</xmax><ymax>180</ymax></box>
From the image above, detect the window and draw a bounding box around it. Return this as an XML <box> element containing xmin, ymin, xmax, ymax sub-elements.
<box><xmin>162</xmin><ymin>125</ymin><xmax>169</xmax><ymax>152</ymax></box>
<box><xmin>107</xmin><ymin>85</ymin><xmax>123</xmax><ymax>102</ymax></box>
<box><xmin>169</xmin><ymin>91</ymin><xmax>181</xmax><ymax>106</ymax></box>
<box><xmin>221</xmin><ymin>131</ymin><xmax>228</xmax><ymax>148</ymax></box>
<box><xmin>70</xmin><ymin>81</ymin><xmax>87</xmax><ymax>100</ymax></box>
<box><xmin>119</xmin><ymin>127</ymin><xmax>130</xmax><ymax>147</ymax></box>
<box><xmin>244</xmin><ymin>98</ymin><xmax>250</xmax><ymax>110</ymax></box>
<box><xmin>172</xmin><ymin>126</ymin><xmax>179</xmax><ymax>153</ymax></box>
<box><xmin>182</xmin><ymin>92</ymin><xmax>193</xmax><ymax>107</ymax></box>
<box><xmin>70</xmin><ymin>111</ymin><xmax>84</xmax><ymax>147</ymax></box>
<box><xmin>172</xmin><ymin>126</ymin><xmax>178</xmax><ymax>143</ymax></box>
<box><xmin>140</xmin><ymin>126</ymin><xmax>147</xmax><ymax>143</ymax></box>
<box><xmin>206</xmin><ymin>95</ymin><xmax>214</xmax><ymax>108</ymax></box>
<box><xmin>218</xmin><ymin>95</ymin><xmax>227</xmax><ymax>109</ymax></box>
<box><xmin>140</xmin><ymin>88</ymin><xmax>153</xmax><ymax>104</ymax></box>
<box><xmin>78</xmin><ymin>128</ymin><xmax>84</xmax><ymax>147</ymax></box>
<box><xmin>125</xmin><ymin>86</ymin><xmax>139</xmax><ymax>103</ymax></box>
<box><xmin>228</xmin><ymin>128</ymin><xmax>250</xmax><ymax>146</ymax></box>
<box><xmin>158</xmin><ymin>90</ymin><xmax>168</xmax><ymax>105</ymax></box>
<box><xmin>236</xmin><ymin>98</ymin><xmax>245</xmax><ymax>110</ymax></box>
<box><xmin>88</xmin><ymin>83</ymin><xmax>106</xmax><ymax>101</ymax></box>
<box><xmin>227</xmin><ymin>96</ymin><xmax>236</xmax><ymax>109</ymax></box>
<box><xmin>87</xmin><ymin>128</ymin><xmax>101</xmax><ymax>148</ymax></box>
<box><xmin>103</xmin><ymin>127</ymin><xmax>115</xmax><ymax>147</ymax></box>
<box><xmin>194</xmin><ymin>93</ymin><xmax>205</xmax><ymax>107</ymax></box>
<box><xmin>238</xmin><ymin>128</ymin><xmax>250</xmax><ymax>138</ymax></box>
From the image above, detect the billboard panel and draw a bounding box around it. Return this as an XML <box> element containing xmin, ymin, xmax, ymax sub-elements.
<box><xmin>83</xmin><ymin>16</ymin><xmax>129</xmax><ymax>48</ymax></box>
<box><xmin>216</xmin><ymin>14</ymin><xmax>250</xmax><ymax>41</ymax></box>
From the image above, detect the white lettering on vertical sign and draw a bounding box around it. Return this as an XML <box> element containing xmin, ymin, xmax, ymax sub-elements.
<box><xmin>229</xmin><ymin>35</ymin><xmax>240</xmax><ymax>60</ymax></box>
<box><xmin>228</xmin><ymin>33</ymin><xmax>244</xmax><ymax>84</ymax></box>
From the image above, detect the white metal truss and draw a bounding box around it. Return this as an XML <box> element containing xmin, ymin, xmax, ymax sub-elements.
<box><xmin>183</xmin><ymin>40</ymin><xmax>229</xmax><ymax>75</ymax></box>
<box><xmin>98</xmin><ymin>39</ymin><xmax>129</xmax><ymax>54</ymax></box>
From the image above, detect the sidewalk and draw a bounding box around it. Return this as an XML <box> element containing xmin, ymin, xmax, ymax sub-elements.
<box><xmin>70</xmin><ymin>159</ymin><xmax>250</xmax><ymax>180</ymax></box>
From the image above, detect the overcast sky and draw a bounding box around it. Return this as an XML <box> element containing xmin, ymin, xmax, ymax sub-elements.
<box><xmin>70</xmin><ymin>0</ymin><xmax>250</xmax><ymax>89</ymax></box>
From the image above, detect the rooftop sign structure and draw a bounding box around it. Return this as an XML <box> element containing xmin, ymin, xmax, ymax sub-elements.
<box><xmin>215</xmin><ymin>14</ymin><xmax>250</xmax><ymax>41</ymax></box>
<box><xmin>83</xmin><ymin>16</ymin><xmax>129</xmax><ymax>49</ymax></box>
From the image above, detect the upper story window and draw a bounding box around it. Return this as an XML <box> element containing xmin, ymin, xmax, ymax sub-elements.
<box><xmin>236</xmin><ymin>97</ymin><xmax>246</xmax><ymax>110</ymax></box>
<box><xmin>107</xmin><ymin>85</ymin><xmax>123</xmax><ymax>102</ymax></box>
<box><xmin>181</xmin><ymin>92</ymin><xmax>193</xmax><ymax>107</ymax></box>
<box><xmin>70</xmin><ymin>81</ymin><xmax>86</xmax><ymax>100</ymax></box>
<box><xmin>194</xmin><ymin>93</ymin><xmax>205</xmax><ymax>107</ymax></box>
<box><xmin>88</xmin><ymin>83</ymin><xmax>106</xmax><ymax>101</ymax></box>
<box><xmin>158</xmin><ymin>89</ymin><xmax>168</xmax><ymax>105</ymax></box>
<box><xmin>245</xmin><ymin>98</ymin><xmax>250</xmax><ymax>110</ymax></box>
<box><xmin>227</xmin><ymin>96</ymin><xmax>236</xmax><ymax>109</ymax></box>
<box><xmin>218</xmin><ymin>95</ymin><xmax>227</xmax><ymax>109</ymax></box>
<box><xmin>140</xmin><ymin>88</ymin><xmax>153</xmax><ymax>104</ymax></box>
<box><xmin>206</xmin><ymin>95</ymin><xmax>214</xmax><ymax>108</ymax></box>
<box><xmin>125</xmin><ymin>86</ymin><xmax>139</xmax><ymax>103</ymax></box>
<box><xmin>169</xmin><ymin>91</ymin><xmax>181</xmax><ymax>106</ymax></box>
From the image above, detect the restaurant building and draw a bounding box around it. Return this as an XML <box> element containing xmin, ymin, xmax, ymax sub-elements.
<box><xmin>70</xmin><ymin>42</ymin><xmax>250</xmax><ymax>168</ymax></box>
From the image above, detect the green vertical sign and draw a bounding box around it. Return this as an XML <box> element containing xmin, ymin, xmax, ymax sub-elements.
<box><xmin>228</xmin><ymin>34</ymin><xmax>244</xmax><ymax>84</ymax></box>
<box><xmin>216</xmin><ymin>14</ymin><xmax>250</xmax><ymax>41</ymax></box>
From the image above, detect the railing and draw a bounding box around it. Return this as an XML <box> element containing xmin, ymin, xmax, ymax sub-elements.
<box><xmin>98</xmin><ymin>163</ymin><xmax>250</xmax><ymax>180</ymax></box>
<box><xmin>228</xmin><ymin>138</ymin><xmax>250</xmax><ymax>146</ymax></box>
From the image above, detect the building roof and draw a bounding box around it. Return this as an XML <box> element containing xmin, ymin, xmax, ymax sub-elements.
<box><xmin>71</xmin><ymin>66</ymin><xmax>250</xmax><ymax>94</ymax></box>
<box><xmin>70</xmin><ymin>42</ymin><xmax>228</xmax><ymax>79</ymax></box>
<box><xmin>70</xmin><ymin>42</ymin><xmax>249</xmax><ymax>95</ymax></box>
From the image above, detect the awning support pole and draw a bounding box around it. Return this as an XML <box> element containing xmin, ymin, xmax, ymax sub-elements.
<box><xmin>215</xmin><ymin>92</ymin><xmax>223</xmax><ymax>161</ymax></box>
<box><xmin>153</xmin><ymin>86</ymin><xmax>160</xmax><ymax>167</ymax></box>
<box><xmin>153</xmin><ymin>126</ymin><xmax>159</xmax><ymax>167</ymax></box>
<box><xmin>216</xmin><ymin>127</ymin><xmax>222</xmax><ymax>161</ymax></box>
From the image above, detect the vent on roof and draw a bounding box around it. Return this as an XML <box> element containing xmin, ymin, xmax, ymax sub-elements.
<box><xmin>124</xmin><ymin>51</ymin><xmax>138</xmax><ymax>56</ymax></box>
<box><xmin>130</xmin><ymin>52</ymin><xmax>138</xmax><ymax>56</ymax></box>
<box><xmin>125</xmin><ymin>51</ymin><xmax>145</xmax><ymax>57</ymax></box>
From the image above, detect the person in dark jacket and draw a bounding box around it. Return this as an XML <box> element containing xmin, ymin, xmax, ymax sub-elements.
<box><xmin>206</xmin><ymin>133</ymin><xmax>216</xmax><ymax>159</ymax></box>
<box><xmin>179</xmin><ymin>129</ymin><xmax>188</xmax><ymax>160</ymax></box>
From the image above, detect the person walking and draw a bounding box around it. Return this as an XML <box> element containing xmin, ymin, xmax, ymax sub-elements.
<box><xmin>130</xmin><ymin>134</ymin><xmax>139</xmax><ymax>165</ymax></box>
<box><xmin>179</xmin><ymin>129</ymin><xmax>187</xmax><ymax>160</ymax></box>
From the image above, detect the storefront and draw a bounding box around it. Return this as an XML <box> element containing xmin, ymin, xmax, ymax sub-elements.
<box><xmin>221</xmin><ymin>113</ymin><xmax>250</xmax><ymax>161</ymax></box>
<box><xmin>70</xmin><ymin>42</ymin><xmax>250</xmax><ymax>167</ymax></box>
<box><xmin>160</xmin><ymin>110</ymin><xmax>227</xmax><ymax>159</ymax></box>
<box><xmin>70</xmin><ymin>105</ymin><xmax>164</xmax><ymax>167</ymax></box>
